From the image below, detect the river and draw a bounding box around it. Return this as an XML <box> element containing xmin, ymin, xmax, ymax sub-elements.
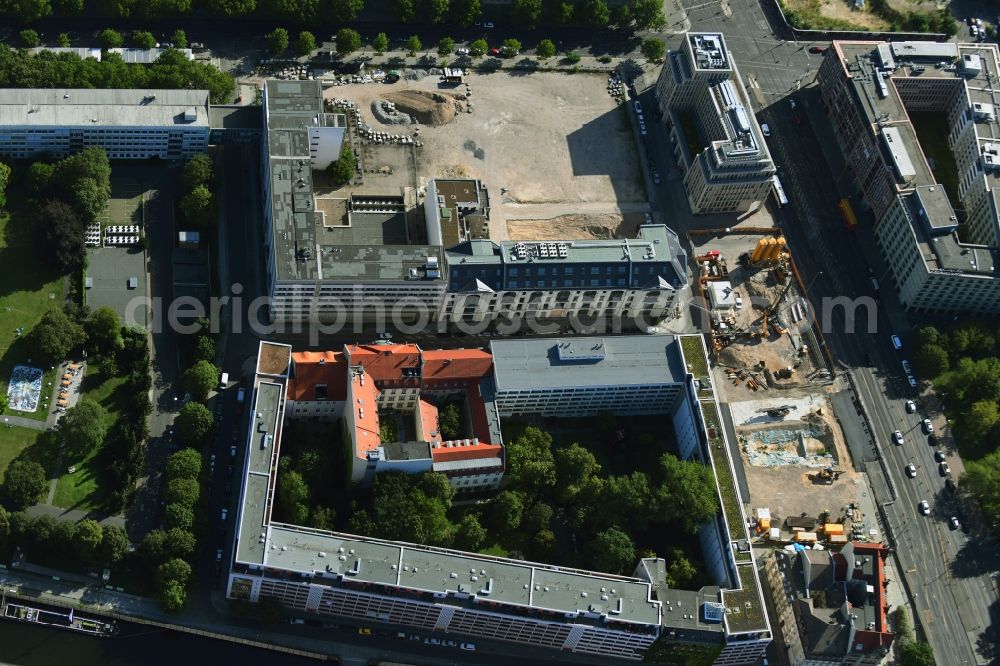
<box><xmin>0</xmin><ymin>619</ymin><xmax>321</xmax><ymax>665</ymax></box>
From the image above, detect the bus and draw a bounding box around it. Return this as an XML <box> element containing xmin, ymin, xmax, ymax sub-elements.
<box><xmin>772</xmin><ymin>175</ymin><xmax>788</xmax><ymax>207</ymax></box>
<box><xmin>839</xmin><ymin>197</ymin><xmax>858</xmax><ymax>230</ymax></box>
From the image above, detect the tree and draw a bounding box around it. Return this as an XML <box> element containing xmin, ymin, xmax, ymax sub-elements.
<box><xmin>418</xmin><ymin>472</ymin><xmax>454</xmax><ymax>503</ymax></box>
<box><xmin>266</xmin><ymin>28</ymin><xmax>289</xmax><ymax>55</ymax></box>
<box><xmin>309</xmin><ymin>505</ymin><xmax>335</xmax><ymax>530</ymax></box>
<box><xmin>0</xmin><ymin>161</ymin><xmax>9</xmax><ymax>210</ymax></box>
<box><xmin>327</xmin><ymin>141</ymin><xmax>356</xmax><ymax>187</ymax></box>
<box><xmin>0</xmin><ymin>506</ymin><xmax>10</xmax><ymax>549</ymax></box>
<box><xmin>52</xmin><ymin>0</ymin><xmax>82</xmax><ymax>14</ymax></box>
<box><xmin>898</xmin><ymin>640</ymin><xmax>935</xmax><ymax>666</ymax></box>
<box><xmin>60</xmin><ymin>398</ymin><xmax>110</xmax><ymax>458</ymax></box>
<box><xmin>490</xmin><ymin>490</ymin><xmax>524</xmax><ymax>531</ymax></box>
<box><xmin>87</xmin><ymin>306</ymin><xmax>122</xmax><ymax>355</ymax></box>
<box><xmin>335</xmin><ymin>28</ymin><xmax>361</xmax><ymax>56</ymax></box>
<box><xmin>959</xmin><ymin>400</ymin><xmax>1000</xmax><ymax>445</ymax></box>
<box><xmin>395</xmin><ymin>0</ymin><xmax>415</xmax><ymax>21</ymax></box>
<box><xmin>183</xmin><ymin>360</ymin><xmax>218</xmax><ymax>401</ymax></box>
<box><xmin>165</xmin><ymin>527</ymin><xmax>195</xmax><ymax>559</ymax></box>
<box><xmin>536</xmin><ymin>39</ymin><xmax>556</xmax><ymax>59</ymax></box>
<box><xmin>552</xmin><ymin>1</ymin><xmax>573</xmax><ymax>24</ymax></box>
<box><xmin>55</xmin><ymin>32</ymin><xmax>71</xmax><ymax>46</ymax></box>
<box><xmin>554</xmin><ymin>443</ymin><xmax>601</xmax><ymax>504</ymax></box>
<box><xmin>469</xmin><ymin>38</ymin><xmax>488</xmax><ymax>57</ymax></box>
<box><xmin>156</xmin><ymin>557</ymin><xmax>192</xmax><ymax>586</ymax></box>
<box><xmin>511</xmin><ymin>0</ymin><xmax>542</xmax><ymax>28</ymax></box>
<box><xmin>276</xmin><ymin>467</ymin><xmax>309</xmax><ymax>524</ymax></box>
<box><xmin>140</xmin><ymin>529</ymin><xmax>170</xmax><ymax>563</ymax></box>
<box><xmin>449</xmin><ymin>0</ymin><xmax>480</xmax><ymax>26</ymax></box>
<box><xmin>73</xmin><ymin>519</ymin><xmax>104</xmax><ymax>563</ymax></box>
<box><xmin>630</xmin><ymin>0</ymin><xmax>665</xmax><ymax>29</ymax></box>
<box><xmin>367</xmin><ymin>472</ymin><xmax>454</xmax><ymax>546</ymax></box>
<box><xmin>179</xmin><ymin>185</ymin><xmax>215</xmax><ymax>230</ymax></box>
<box><xmin>963</xmin><ymin>450</ymin><xmax>1000</xmax><ymax>528</ymax></box>
<box><xmin>891</xmin><ymin>606</ymin><xmax>913</xmax><ymax>641</ymax></box>
<box><xmin>36</xmin><ymin>199</ymin><xmax>85</xmax><ymax>274</ymax></box>
<box><xmin>580</xmin><ymin>0</ymin><xmax>609</xmax><ymax>26</ymax></box>
<box><xmin>98</xmin><ymin>28</ymin><xmax>124</xmax><ymax>49</ymax></box>
<box><xmin>523</xmin><ymin>502</ymin><xmax>553</xmax><ymax>532</ymax></box>
<box><xmin>421</xmin><ymin>0</ymin><xmax>448</xmax><ymax>23</ymax></box>
<box><xmin>166</xmin><ymin>448</ymin><xmax>202</xmax><ymax>480</ymax></box>
<box><xmin>564</xmin><ymin>50</ymin><xmax>581</xmax><ymax>64</ymax></box>
<box><xmin>437</xmin><ymin>37</ymin><xmax>455</xmax><ymax>56</ymax></box>
<box><xmin>99</xmin><ymin>524</ymin><xmax>130</xmax><ymax>565</ymax></box>
<box><xmin>610</xmin><ymin>4</ymin><xmax>631</xmax><ymax>27</ymax></box>
<box><xmin>180</xmin><ymin>154</ymin><xmax>214</xmax><ymax>193</ymax></box>
<box><xmin>501</xmin><ymin>38</ymin><xmax>521</xmax><ymax>57</ymax></box>
<box><xmin>19</xmin><ymin>30</ymin><xmax>40</xmax><ymax>48</ymax></box>
<box><xmin>30</xmin><ymin>308</ymin><xmax>85</xmax><ymax>364</ymax></box>
<box><xmin>166</xmin><ymin>477</ymin><xmax>200</xmax><ymax>508</ymax></box>
<box><xmin>640</xmin><ymin>38</ymin><xmax>666</xmax><ymax>63</ymax></box>
<box><xmin>295</xmin><ymin>30</ymin><xmax>316</xmax><ymax>57</ymax></box>
<box><xmin>171</xmin><ymin>29</ymin><xmax>187</xmax><ymax>48</ymax></box>
<box><xmin>194</xmin><ymin>335</ymin><xmax>217</xmax><ymax>363</ymax></box>
<box><xmin>71</xmin><ymin>177</ymin><xmax>108</xmax><ymax>223</ymax></box>
<box><xmin>588</xmin><ymin>527</ymin><xmax>635</xmax><ymax>574</ymax></box>
<box><xmin>9</xmin><ymin>0</ymin><xmax>51</xmax><ymax>23</ymax></box>
<box><xmin>911</xmin><ymin>324</ymin><xmax>941</xmax><ymax>350</ymax></box>
<box><xmin>0</xmin><ymin>393</ymin><xmax>8</xmax><ymax>414</ymax></box>
<box><xmin>658</xmin><ymin>453</ymin><xmax>719</xmax><ymax>532</ymax></box>
<box><xmin>176</xmin><ymin>402</ymin><xmax>214</xmax><ymax>447</ymax></box>
<box><xmin>438</xmin><ymin>403</ymin><xmax>461</xmax><ymax>439</ymax></box>
<box><xmin>327</xmin><ymin>0</ymin><xmax>364</xmax><ymax>20</ymax></box>
<box><xmin>206</xmin><ymin>0</ymin><xmax>255</xmax><ymax>15</ymax></box>
<box><xmin>158</xmin><ymin>579</ymin><xmax>186</xmax><ymax>611</ymax></box>
<box><xmin>3</xmin><ymin>460</ymin><xmax>47</xmax><ymax>510</ymax></box>
<box><xmin>597</xmin><ymin>472</ymin><xmax>653</xmax><ymax>532</ymax></box>
<box><xmin>532</xmin><ymin>528</ymin><xmax>557</xmax><ymax>558</ymax></box>
<box><xmin>505</xmin><ymin>427</ymin><xmax>555</xmax><ymax>493</ymax></box>
<box><xmin>372</xmin><ymin>32</ymin><xmax>389</xmax><ymax>54</ymax></box>
<box><xmin>405</xmin><ymin>35</ymin><xmax>422</xmax><ymax>56</ymax></box>
<box><xmin>164</xmin><ymin>502</ymin><xmax>194</xmax><ymax>530</ymax></box>
<box><xmin>665</xmin><ymin>548</ymin><xmax>697</xmax><ymax>587</ymax></box>
<box><xmin>131</xmin><ymin>31</ymin><xmax>157</xmax><ymax>49</ymax></box>
<box><xmin>454</xmin><ymin>513</ymin><xmax>486</xmax><ymax>550</ymax></box>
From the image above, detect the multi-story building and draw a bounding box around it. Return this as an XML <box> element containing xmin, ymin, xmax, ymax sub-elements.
<box><xmin>655</xmin><ymin>32</ymin><xmax>776</xmax><ymax>214</ymax></box>
<box><xmin>0</xmin><ymin>88</ymin><xmax>209</xmax><ymax>160</ymax></box>
<box><xmin>763</xmin><ymin>544</ymin><xmax>893</xmax><ymax>665</ymax></box>
<box><xmin>818</xmin><ymin>40</ymin><xmax>1000</xmax><ymax>314</ymax></box>
<box><xmin>228</xmin><ymin>337</ymin><xmax>771</xmax><ymax>664</ymax></box>
<box><xmin>442</xmin><ymin>225</ymin><xmax>687</xmax><ymax>329</ymax></box>
<box><xmin>260</xmin><ymin>80</ymin><xmax>446</xmax><ymax>324</ymax></box>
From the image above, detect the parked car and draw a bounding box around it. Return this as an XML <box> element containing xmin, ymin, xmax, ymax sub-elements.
<box><xmin>634</xmin><ymin>100</ymin><xmax>642</xmax><ymax>112</ymax></box>
<box><xmin>934</xmin><ymin>450</ymin><xmax>946</xmax><ymax>463</ymax></box>
<box><xmin>918</xmin><ymin>500</ymin><xmax>930</xmax><ymax>515</ymax></box>
<box><xmin>905</xmin><ymin>463</ymin><xmax>916</xmax><ymax>478</ymax></box>
<box><xmin>216</xmin><ymin>548</ymin><xmax>223</xmax><ymax>562</ymax></box>
<box><xmin>905</xmin><ymin>400</ymin><xmax>916</xmax><ymax>413</ymax></box>
<box><xmin>908</xmin><ymin>376</ymin><xmax>918</xmax><ymax>388</ymax></box>
<box><xmin>901</xmin><ymin>359</ymin><xmax>912</xmax><ymax>374</ymax></box>
<box><xmin>922</xmin><ymin>418</ymin><xmax>934</xmax><ymax>434</ymax></box>
<box><xmin>456</xmin><ymin>47</ymin><xmax>470</xmax><ymax>55</ymax></box>
<box><xmin>220</xmin><ymin>508</ymin><xmax>228</xmax><ymax>521</ymax></box>
<box><xmin>460</xmin><ymin>642</ymin><xmax>477</xmax><ymax>651</ymax></box>
<box><xmin>891</xmin><ymin>335</ymin><xmax>903</xmax><ymax>350</ymax></box>
<box><xmin>808</xmin><ymin>46</ymin><xmax>828</xmax><ymax>54</ymax></box>
<box><xmin>483</xmin><ymin>21</ymin><xmax>494</xmax><ymax>28</ymax></box>
<box><xmin>938</xmin><ymin>461</ymin><xmax>951</xmax><ymax>476</ymax></box>
<box><xmin>892</xmin><ymin>430</ymin><xmax>904</xmax><ymax>446</ymax></box>
<box><xmin>760</xmin><ymin>123</ymin><xmax>771</xmax><ymax>137</ymax></box>
<box><xmin>489</xmin><ymin>47</ymin><xmax>501</xmax><ymax>56</ymax></box>
<box><xmin>358</xmin><ymin>627</ymin><xmax>372</xmax><ymax>636</ymax></box>
<box><xmin>949</xmin><ymin>515</ymin><xmax>961</xmax><ymax>530</ymax></box>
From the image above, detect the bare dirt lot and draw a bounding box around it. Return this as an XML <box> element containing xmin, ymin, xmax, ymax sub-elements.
<box><xmin>323</xmin><ymin>70</ymin><xmax>645</xmax><ymax>241</ymax></box>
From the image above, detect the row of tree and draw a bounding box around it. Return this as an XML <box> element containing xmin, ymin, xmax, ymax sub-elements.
<box><xmin>178</xmin><ymin>153</ymin><xmax>217</xmax><ymax>232</ymax></box>
<box><xmin>910</xmin><ymin>322</ymin><xmax>1000</xmax><ymax>531</ymax></box>
<box><xmin>0</xmin><ymin>507</ymin><xmax>131</xmax><ymax>568</ymax></box>
<box><xmin>1</xmin><ymin>0</ymin><xmax>662</xmax><ymax>29</ymax></box>
<box><xmin>152</xmin><ymin>448</ymin><xmax>203</xmax><ymax>609</ymax></box>
<box><xmin>0</xmin><ymin>46</ymin><xmax>235</xmax><ymax>104</ymax></box>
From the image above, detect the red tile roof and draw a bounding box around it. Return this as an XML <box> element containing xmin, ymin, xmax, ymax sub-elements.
<box><xmin>350</xmin><ymin>372</ymin><xmax>381</xmax><ymax>459</ymax></box>
<box><xmin>346</xmin><ymin>344</ymin><xmax>422</xmax><ymax>382</ymax></box>
<box><xmin>287</xmin><ymin>351</ymin><xmax>347</xmax><ymax>401</ymax></box>
<box><xmin>421</xmin><ymin>349</ymin><xmax>493</xmax><ymax>381</ymax></box>
<box><xmin>431</xmin><ymin>441</ymin><xmax>503</xmax><ymax>463</ymax></box>
<box><xmin>418</xmin><ymin>399</ymin><xmax>441</xmax><ymax>444</ymax></box>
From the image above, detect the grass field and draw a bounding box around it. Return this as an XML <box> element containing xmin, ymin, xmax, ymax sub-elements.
<box><xmin>52</xmin><ymin>365</ymin><xmax>127</xmax><ymax>510</ymax></box>
<box><xmin>0</xmin><ymin>205</ymin><xmax>66</xmax><ymax>422</ymax></box>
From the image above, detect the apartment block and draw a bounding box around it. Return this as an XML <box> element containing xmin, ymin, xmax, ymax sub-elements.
<box><xmin>260</xmin><ymin>80</ymin><xmax>446</xmax><ymax>324</ymax></box>
<box><xmin>818</xmin><ymin>41</ymin><xmax>1000</xmax><ymax>313</ymax></box>
<box><xmin>0</xmin><ymin>88</ymin><xmax>209</xmax><ymax>160</ymax></box>
<box><xmin>228</xmin><ymin>337</ymin><xmax>771</xmax><ymax>664</ymax></box>
<box><xmin>655</xmin><ymin>33</ymin><xmax>776</xmax><ymax>214</ymax></box>
<box><xmin>442</xmin><ymin>225</ymin><xmax>687</xmax><ymax>327</ymax></box>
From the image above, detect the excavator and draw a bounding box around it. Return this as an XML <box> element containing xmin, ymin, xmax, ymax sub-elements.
<box><xmin>810</xmin><ymin>467</ymin><xmax>845</xmax><ymax>484</ymax></box>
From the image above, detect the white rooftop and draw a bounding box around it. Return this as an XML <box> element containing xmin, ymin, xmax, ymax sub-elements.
<box><xmin>0</xmin><ymin>88</ymin><xmax>210</xmax><ymax>128</ymax></box>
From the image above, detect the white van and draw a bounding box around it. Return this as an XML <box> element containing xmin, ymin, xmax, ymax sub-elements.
<box><xmin>219</xmin><ymin>372</ymin><xmax>229</xmax><ymax>390</ymax></box>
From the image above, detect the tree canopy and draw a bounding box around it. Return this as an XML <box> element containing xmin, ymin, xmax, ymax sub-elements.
<box><xmin>266</xmin><ymin>28</ymin><xmax>289</xmax><ymax>54</ymax></box>
<box><xmin>295</xmin><ymin>30</ymin><xmax>317</xmax><ymax>57</ymax></box>
<box><xmin>180</xmin><ymin>154</ymin><xmax>214</xmax><ymax>193</ymax></box>
<box><xmin>641</xmin><ymin>38</ymin><xmax>666</xmax><ymax>62</ymax></box>
<box><xmin>588</xmin><ymin>527</ymin><xmax>635</xmax><ymax>574</ymax></box>
<box><xmin>183</xmin><ymin>360</ymin><xmax>218</xmax><ymax>401</ymax></box>
<box><xmin>505</xmin><ymin>427</ymin><xmax>556</xmax><ymax>493</ymax></box>
<box><xmin>32</xmin><ymin>307</ymin><xmax>86</xmax><ymax>363</ymax></box>
<box><xmin>60</xmin><ymin>398</ymin><xmax>111</xmax><ymax>458</ymax></box>
<box><xmin>176</xmin><ymin>401</ymin><xmax>214</xmax><ymax>446</ymax></box>
<box><xmin>179</xmin><ymin>185</ymin><xmax>215</xmax><ymax>230</ymax></box>
<box><xmin>3</xmin><ymin>460</ymin><xmax>47</xmax><ymax>511</ymax></box>
<box><xmin>336</xmin><ymin>28</ymin><xmax>361</xmax><ymax>55</ymax></box>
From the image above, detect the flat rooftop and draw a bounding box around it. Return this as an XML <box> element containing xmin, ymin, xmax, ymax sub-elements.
<box><xmin>260</xmin><ymin>524</ymin><xmax>663</xmax><ymax>626</ymax></box>
<box><xmin>904</xmin><ymin>186</ymin><xmax>999</xmax><ymax>275</ymax></box>
<box><xmin>0</xmin><ymin>88</ymin><xmax>210</xmax><ymax>128</ymax></box>
<box><xmin>688</xmin><ymin>33</ymin><xmax>730</xmax><ymax>71</ymax></box>
<box><xmin>490</xmin><ymin>336</ymin><xmax>685</xmax><ymax>391</ymax></box>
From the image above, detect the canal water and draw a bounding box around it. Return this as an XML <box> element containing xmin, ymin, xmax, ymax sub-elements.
<box><xmin>0</xmin><ymin>619</ymin><xmax>320</xmax><ymax>665</ymax></box>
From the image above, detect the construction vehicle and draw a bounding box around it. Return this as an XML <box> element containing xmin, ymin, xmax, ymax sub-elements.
<box><xmin>811</xmin><ymin>467</ymin><xmax>845</xmax><ymax>484</ymax></box>
<box><xmin>757</xmin><ymin>405</ymin><xmax>793</xmax><ymax>418</ymax></box>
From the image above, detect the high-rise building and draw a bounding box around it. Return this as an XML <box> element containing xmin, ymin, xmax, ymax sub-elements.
<box><xmin>818</xmin><ymin>40</ymin><xmax>1000</xmax><ymax>314</ymax></box>
<box><xmin>655</xmin><ymin>33</ymin><xmax>776</xmax><ymax>214</ymax></box>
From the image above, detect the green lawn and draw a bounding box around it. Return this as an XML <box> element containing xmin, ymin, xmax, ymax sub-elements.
<box><xmin>0</xmin><ymin>206</ymin><xmax>66</xmax><ymax>422</ymax></box>
<box><xmin>52</xmin><ymin>366</ymin><xmax>127</xmax><ymax>510</ymax></box>
<box><xmin>0</xmin><ymin>426</ymin><xmax>44</xmax><ymax>483</ymax></box>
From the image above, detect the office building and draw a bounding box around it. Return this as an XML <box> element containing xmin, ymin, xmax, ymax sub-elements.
<box><xmin>227</xmin><ymin>337</ymin><xmax>771</xmax><ymax>663</ymax></box>
<box><xmin>0</xmin><ymin>88</ymin><xmax>209</xmax><ymax>160</ymax></box>
<box><xmin>261</xmin><ymin>80</ymin><xmax>446</xmax><ymax>324</ymax></box>
<box><xmin>655</xmin><ymin>33</ymin><xmax>776</xmax><ymax>214</ymax></box>
<box><xmin>442</xmin><ymin>225</ymin><xmax>687</xmax><ymax>328</ymax></box>
<box><xmin>818</xmin><ymin>40</ymin><xmax>1000</xmax><ymax>314</ymax></box>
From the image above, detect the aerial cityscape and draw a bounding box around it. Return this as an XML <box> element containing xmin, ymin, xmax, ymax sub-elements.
<box><xmin>0</xmin><ymin>0</ymin><xmax>995</xmax><ymax>664</ymax></box>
